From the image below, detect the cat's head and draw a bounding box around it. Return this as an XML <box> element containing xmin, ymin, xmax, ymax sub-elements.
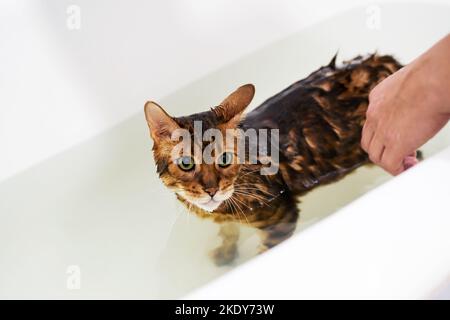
<box><xmin>144</xmin><ymin>84</ymin><xmax>255</xmax><ymax>212</ymax></box>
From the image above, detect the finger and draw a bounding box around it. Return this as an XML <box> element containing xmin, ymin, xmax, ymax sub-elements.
<box><xmin>361</xmin><ymin>122</ymin><xmax>375</xmax><ymax>152</ymax></box>
<box><xmin>380</xmin><ymin>147</ymin><xmax>405</xmax><ymax>176</ymax></box>
<box><xmin>403</xmin><ymin>155</ymin><xmax>419</xmax><ymax>170</ymax></box>
<box><xmin>367</xmin><ymin>132</ymin><xmax>385</xmax><ymax>164</ymax></box>
<box><xmin>403</xmin><ymin>150</ymin><xmax>419</xmax><ymax>170</ymax></box>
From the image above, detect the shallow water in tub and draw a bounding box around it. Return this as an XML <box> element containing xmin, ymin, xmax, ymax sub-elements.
<box><xmin>1</xmin><ymin>3</ymin><xmax>449</xmax><ymax>299</ymax></box>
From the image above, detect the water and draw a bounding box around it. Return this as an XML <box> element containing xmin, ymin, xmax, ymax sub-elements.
<box><xmin>0</xmin><ymin>3</ymin><xmax>449</xmax><ymax>299</ymax></box>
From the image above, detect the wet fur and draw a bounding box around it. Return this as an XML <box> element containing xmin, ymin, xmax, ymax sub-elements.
<box><xmin>146</xmin><ymin>54</ymin><xmax>402</xmax><ymax>265</ymax></box>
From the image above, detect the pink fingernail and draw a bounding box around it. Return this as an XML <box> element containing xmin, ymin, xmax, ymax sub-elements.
<box><xmin>403</xmin><ymin>156</ymin><xmax>419</xmax><ymax>170</ymax></box>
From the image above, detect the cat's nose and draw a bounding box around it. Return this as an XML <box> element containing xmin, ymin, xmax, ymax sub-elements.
<box><xmin>205</xmin><ymin>187</ymin><xmax>218</xmax><ymax>197</ymax></box>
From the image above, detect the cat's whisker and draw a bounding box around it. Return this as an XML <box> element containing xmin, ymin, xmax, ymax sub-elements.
<box><xmin>264</xmin><ymin>189</ymin><xmax>287</xmax><ymax>202</ymax></box>
<box><xmin>231</xmin><ymin>194</ymin><xmax>251</xmax><ymax>210</ymax></box>
<box><xmin>234</xmin><ymin>186</ymin><xmax>277</xmax><ymax>198</ymax></box>
<box><xmin>233</xmin><ymin>189</ymin><xmax>271</xmax><ymax>202</ymax></box>
<box><xmin>233</xmin><ymin>190</ymin><xmax>272</xmax><ymax>208</ymax></box>
<box><xmin>226</xmin><ymin>198</ymin><xmax>239</xmax><ymax>222</ymax></box>
<box><xmin>228</xmin><ymin>196</ymin><xmax>247</xmax><ymax>225</ymax></box>
<box><xmin>233</xmin><ymin>189</ymin><xmax>269</xmax><ymax>200</ymax></box>
<box><xmin>225</xmin><ymin>198</ymin><xmax>233</xmax><ymax>217</ymax></box>
<box><xmin>235</xmin><ymin>185</ymin><xmax>278</xmax><ymax>196</ymax></box>
<box><xmin>238</xmin><ymin>170</ymin><xmax>260</xmax><ymax>178</ymax></box>
<box><xmin>234</xmin><ymin>184</ymin><xmax>268</xmax><ymax>192</ymax></box>
<box><xmin>234</xmin><ymin>182</ymin><xmax>274</xmax><ymax>189</ymax></box>
<box><xmin>233</xmin><ymin>194</ymin><xmax>269</xmax><ymax>208</ymax></box>
<box><xmin>228</xmin><ymin>197</ymin><xmax>242</xmax><ymax>222</ymax></box>
<box><xmin>230</xmin><ymin>195</ymin><xmax>251</xmax><ymax>225</ymax></box>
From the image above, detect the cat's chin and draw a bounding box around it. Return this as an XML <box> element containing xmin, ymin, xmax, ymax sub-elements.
<box><xmin>177</xmin><ymin>190</ymin><xmax>233</xmax><ymax>213</ymax></box>
<box><xmin>194</xmin><ymin>199</ymin><xmax>223</xmax><ymax>213</ymax></box>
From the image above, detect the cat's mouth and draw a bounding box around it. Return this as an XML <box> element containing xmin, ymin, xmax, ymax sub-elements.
<box><xmin>177</xmin><ymin>188</ymin><xmax>234</xmax><ymax>213</ymax></box>
<box><xmin>195</xmin><ymin>199</ymin><xmax>223</xmax><ymax>212</ymax></box>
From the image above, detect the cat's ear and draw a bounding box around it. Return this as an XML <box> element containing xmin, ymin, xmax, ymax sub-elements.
<box><xmin>213</xmin><ymin>84</ymin><xmax>255</xmax><ymax>123</ymax></box>
<box><xmin>144</xmin><ymin>101</ymin><xmax>180</xmax><ymax>141</ymax></box>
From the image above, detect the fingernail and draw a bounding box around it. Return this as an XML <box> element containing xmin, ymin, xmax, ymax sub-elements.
<box><xmin>403</xmin><ymin>156</ymin><xmax>418</xmax><ymax>170</ymax></box>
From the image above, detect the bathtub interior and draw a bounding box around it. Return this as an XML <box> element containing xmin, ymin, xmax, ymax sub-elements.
<box><xmin>0</xmin><ymin>3</ymin><xmax>449</xmax><ymax>299</ymax></box>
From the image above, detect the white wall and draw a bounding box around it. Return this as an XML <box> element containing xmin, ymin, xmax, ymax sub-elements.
<box><xmin>0</xmin><ymin>0</ymin><xmax>448</xmax><ymax>182</ymax></box>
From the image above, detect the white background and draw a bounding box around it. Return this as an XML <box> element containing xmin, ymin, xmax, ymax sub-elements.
<box><xmin>1</xmin><ymin>0</ymin><xmax>448</xmax><ymax>182</ymax></box>
<box><xmin>0</xmin><ymin>0</ymin><xmax>449</xmax><ymax>299</ymax></box>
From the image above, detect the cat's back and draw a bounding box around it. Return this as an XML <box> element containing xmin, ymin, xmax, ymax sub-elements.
<box><xmin>242</xmin><ymin>53</ymin><xmax>402</xmax><ymax>132</ymax></box>
<box><xmin>241</xmin><ymin>54</ymin><xmax>402</xmax><ymax>192</ymax></box>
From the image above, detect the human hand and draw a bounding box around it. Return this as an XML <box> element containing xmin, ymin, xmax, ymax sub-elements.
<box><xmin>361</xmin><ymin>35</ymin><xmax>450</xmax><ymax>175</ymax></box>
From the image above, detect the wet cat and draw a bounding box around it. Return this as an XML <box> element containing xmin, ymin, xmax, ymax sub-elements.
<box><xmin>144</xmin><ymin>54</ymin><xmax>402</xmax><ymax>265</ymax></box>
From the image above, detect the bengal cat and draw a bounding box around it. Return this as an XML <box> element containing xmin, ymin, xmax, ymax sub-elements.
<box><xmin>144</xmin><ymin>54</ymin><xmax>402</xmax><ymax>265</ymax></box>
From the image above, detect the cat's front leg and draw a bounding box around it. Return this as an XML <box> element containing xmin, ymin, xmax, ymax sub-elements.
<box><xmin>209</xmin><ymin>222</ymin><xmax>240</xmax><ymax>266</ymax></box>
<box><xmin>257</xmin><ymin>198</ymin><xmax>299</xmax><ymax>252</ymax></box>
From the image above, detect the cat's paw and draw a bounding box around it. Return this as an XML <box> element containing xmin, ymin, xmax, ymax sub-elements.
<box><xmin>209</xmin><ymin>244</ymin><xmax>238</xmax><ymax>266</ymax></box>
<box><xmin>257</xmin><ymin>244</ymin><xmax>270</xmax><ymax>254</ymax></box>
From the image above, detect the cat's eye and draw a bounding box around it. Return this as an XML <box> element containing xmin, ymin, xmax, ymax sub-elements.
<box><xmin>176</xmin><ymin>156</ymin><xmax>195</xmax><ymax>171</ymax></box>
<box><xmin>217</xmin><ymin>152</ymin><xmax>233</xmax><ymax>168</ymax></box>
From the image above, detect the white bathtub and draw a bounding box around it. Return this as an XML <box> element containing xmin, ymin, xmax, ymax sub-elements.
<box><xmin>0</xmin><ymin>1</ymin><xmax>449</xmax><ymax>299</ymax></box>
